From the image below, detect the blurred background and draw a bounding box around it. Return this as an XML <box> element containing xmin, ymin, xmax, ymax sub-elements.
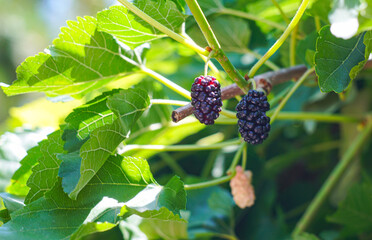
<box><xmin>0</xmin><ymin>0</ymin><xmax>118</xmax><ymax>129</ymax></box>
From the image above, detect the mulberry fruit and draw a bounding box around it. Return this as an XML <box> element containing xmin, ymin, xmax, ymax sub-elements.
<box><xmin>191</xmin><ymin>76</ymin><xmax>222</xmax><ymax>125</ymax></box>
<box><xmin>236</xmin><ymin>90</ymin><xmax>270</xmax><ymax>144</ymax></box>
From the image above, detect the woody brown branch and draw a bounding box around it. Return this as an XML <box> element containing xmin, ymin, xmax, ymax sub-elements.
<box><xmin>171</xmin><ymin>61</ymin><xmax>372</xmax><ymax>123</ymax></box>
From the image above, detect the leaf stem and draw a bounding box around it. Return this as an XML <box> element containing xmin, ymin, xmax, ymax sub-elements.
<box><xmin>314</xmin><ymin>16</ymin><xmax>321</xmax><ymax>31</ymax></box>
<box><xmin>185</xmin><ymin>142</ymin><xmax>245</xmax><ymax>191</ymax></box>
<box><xmin>185</xmin><ymin>0</ymin><xmax>249</xmax><ymax>93</ymax></box>
<box><xmin>150</xmin><ymin>99</ymin><xmax>189</xmax><ymax>106</ymax></box>
<box><xmin>227</xmin><ymin>142</ymin><xmax>245</xmax><ymax>173</ymax></box>
<box><xmin>141</xmin><ymin>67</ymin><xmax>191</xmax><ymax>100</ymax></box>
<box><xmin>292</xmin><ymin>117</ymin><xmax>372</xmax><ymax>236</ymax></box>
<box><xmin>184</xmin><ymin>175</ymin><xmax>234</xmax><ymax>190</ymax></box>
<box><xmin>218</xmin><ymin>8</ymin><xmax>286</xmax><ymax>31</ymax></box>
<box><xmin>269</xmin><ymin>111</ymin><xmax>362</xmax><ymax>123</ymax></box>
<box><xmin>242</xmin><ymin>143</ymin><xmax>247</xmax><ymax>170</ymax></box>
<box><xmin>270</xmin><ymin>67</ymin><xmax>315</xmax><ymax>124</ymax></box>
<box><xmin>120</xmin><ymin>139</ymin><xmax>241</xmax><ymax>154</ymax></box>
<box><xmin>248</xmin><ymin>0</ymin><xmax>310</xmax><ymax>78</ymax></box>
<box><xmin>290</xmin><ymin>25</ymin><xmax>299</xmax><ymax>66</ymax></box>
<box><xmin>215</xmin><ymin>111</ymin><xmax>363</xmax><ymax>125</ymax></box>
<box><xmin>117</xmin><ymin>0</ymin><xmax>208</xmax><ymax>56</ymax></box>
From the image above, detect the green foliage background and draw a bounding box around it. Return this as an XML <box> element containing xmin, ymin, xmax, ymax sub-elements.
<box><xmin>0</xmin><ymin>0</ymin><xmax>372</xmax><ymax>239</ymax></box>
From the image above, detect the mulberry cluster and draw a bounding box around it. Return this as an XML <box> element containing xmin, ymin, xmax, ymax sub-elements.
<box><xmin>236</xmin><ymin>90</ymin><xmax>270</xmax><ymax>144</ymax></box>
<box><xmin>191</xmin><ymin>75</ymin><xmax>222</xmax><ymax>125</ymax></box>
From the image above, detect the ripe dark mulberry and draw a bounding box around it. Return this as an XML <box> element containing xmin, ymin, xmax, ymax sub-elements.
<box><xmin>236</xmin><ymin>90</ymin><xmax>271</xmax><ymax>144</ymax></box>
<box><xmin>191</xmin><ymin>75</ymin><xmax>222</xmax><ymax>125</ymax></box>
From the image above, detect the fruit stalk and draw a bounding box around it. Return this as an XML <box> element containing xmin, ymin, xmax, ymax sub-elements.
<box><xmin>185</xmin><ymin>0</ymin><xmax>250</xmax><ymax>93</ymax></box>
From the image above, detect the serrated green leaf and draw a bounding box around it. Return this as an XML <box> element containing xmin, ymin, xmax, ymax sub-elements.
<box><xmin>71</xmin><ymin>176</ymin><xmax>186</xmax><ymax>240</ymax></box>
<box><xmin>0</xmin><ymin>155</ymin><xmax>155</xmax><ymax>240</ymax></box>
<box><xmin>98</xmin><ymin>0</ymin><xmax>185</xmax><ymax>48</ymax></box>
<box><xmin>328</xmin><ymin>183</ymin><xmax>372</xmax><ymax>235</ymax></box>
<box><xmin>138</xmin><ymin>208</ymin><xmax>188</xmax><ymax>240</ymax></box>
<box><xmin>315</xmin><ymin>26</ymin><xmax>367</xmax><ymax>93</ymax></box>
<box><xmin>10</xmin><ymin>146</ymin><xmax>40</xmax><ymax>182</ymax></box>
<box><xmin>2</xmin><ymin>17</ymin><xmax>146</xmax><ymax>98</ymax></box>
<box><xmin>68</xmin><ymin>88</ymin><xmax>150</xmax><ymax>199</ymax></box>
<box><xmin>0</xmin><ymin>129</ymin><xmax>50</xmax><ymax>194</ymax></box>
<box><xmin>158</xmin><ymin>176</ymin><xmax>186</xmax><ymax>214</ymax></box>
<box><xmin>62</xmin><ymin>89</ymin><xmax>120</xmax><ymax>152</ymax></box>
<box><xmin>7</xmin><ymin>144</ymin><xmax>43</xmax><ymax>197</ymax></box>
<box><xmin>25</xmin><ymin>130</ymin><xmax>65</xmax><ymax>204</ymax></box>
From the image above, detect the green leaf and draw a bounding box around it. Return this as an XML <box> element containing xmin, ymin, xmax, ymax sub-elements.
<box><xmin>0</xmin><ymin>129</ymin><xmax>50</xmax><ymax>193</ymax></box>
<box><xmin>364</xmin><ymin>31</ymin><xmax>372</xmax><ymax>58</ymax></box>
<box><xmin>157</xmin><ymin>176</ymin><xmax>186</xmax><ymax>214</ymax></box>
<box><xmin>7</xmin><ymin>143</ymin><xmax>44</xmax><ymax>196</ymax></box>
<box><xmin>0</xmin><ymin>193</ymin><xmax>24</xmax><ymax>224</ymax></box>
<box><xmin>68</xmin><ymin>88</ymin><xmax>150</xmax><ymax>199</ymax></box>
<box><xmin>0</xmin><ymin>194</ymin><xmax>24</xmax><ymax>214</ymax></box>
<box><xmin>24</xmin><ymin>130</ymin><xmax>65</xmax><ymax>204</ymax></box>
<box><xmin>138</xmin><ymin>208</ymin><xmax>188</xmax><ymax>240</ymax></box>
<box><xmin>62</xmin><ymin>89</ymin><xmax>121</xmax><ymax>152</ymax></box>
<box><xmin>0</xmin><ymin>155</ymin><xmax>156</xmax><ymax>239</ymax></box>
<box><xmin>315</xmin><ymin>26</ymin><xmax>367</xmax><ymax>93</ymax></box>
<box><xmin>297</xmin><ymin>31</ymin><xmax>318</xmax><ymax>67</ymax></box>
<box><xmin>186</xmin><ymin>185</ymin><xmax>236</xmax><ymax>239</ymax></box>
<box><xmin>70</xmin><ymin>222</ymin><xmax>117</xmax><ymax>240</ymax></box>
<box><xmin>97</xmin><ymin>0</ymin><xmax>185</xmax><ymax>48</ymax></box>
<box><xmin>328</xmin><ymin>183</ymin><xmax>372</xmax><ymax>235</ymax></box>
<box><xmin>2</xmin><ymin>16</ymin><xmax>146</xmax><ymax>98</ymax></box>
<box><xmin>10</xmin><ymin>146</ymin><xmax>40</xmax><ymax>182</ymax></box>
<box><xmin>71</xmin><ymin>176</ymin><xmax>186</xmax><ymax>239</ymax></box>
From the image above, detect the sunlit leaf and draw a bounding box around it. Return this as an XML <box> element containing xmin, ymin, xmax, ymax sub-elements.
<box><xmin>2</xmin><ymin>17</ymin><xmax>146</xmax><ymax>98</ymax></box>
<box><xmin>68</xmin><ymin>88</ymin><xmax>150</xmax><ymax>199</ymax></box>
<box><xmin>70</xmin><ymin>176</ymin><xmax>186</xmax><ymax>239</ymax></box>
<box><xmin>0</xmin><ymin>155</ymin><xmax>156</xmax><ymax>239</ymax></box>
<box><xmin>98</xmin><ymin>0</ymin><xmax>185</xmax><ymax>48</ymax></box>
<box><xmin>24</xmin><ymin>130</ymin><xmax>65</xmax><ymax>204</ymax></box>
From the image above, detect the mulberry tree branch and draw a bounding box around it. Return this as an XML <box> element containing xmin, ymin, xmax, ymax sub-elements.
<box><xmin>171</xmin><ymin>60</ymin><xmax>372</xmax><ymax>123</ymax></box>
<box><xmin>172</xmin><ymin>64</ymin><xmax>310</xmax><ymax>122</ymax></box>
